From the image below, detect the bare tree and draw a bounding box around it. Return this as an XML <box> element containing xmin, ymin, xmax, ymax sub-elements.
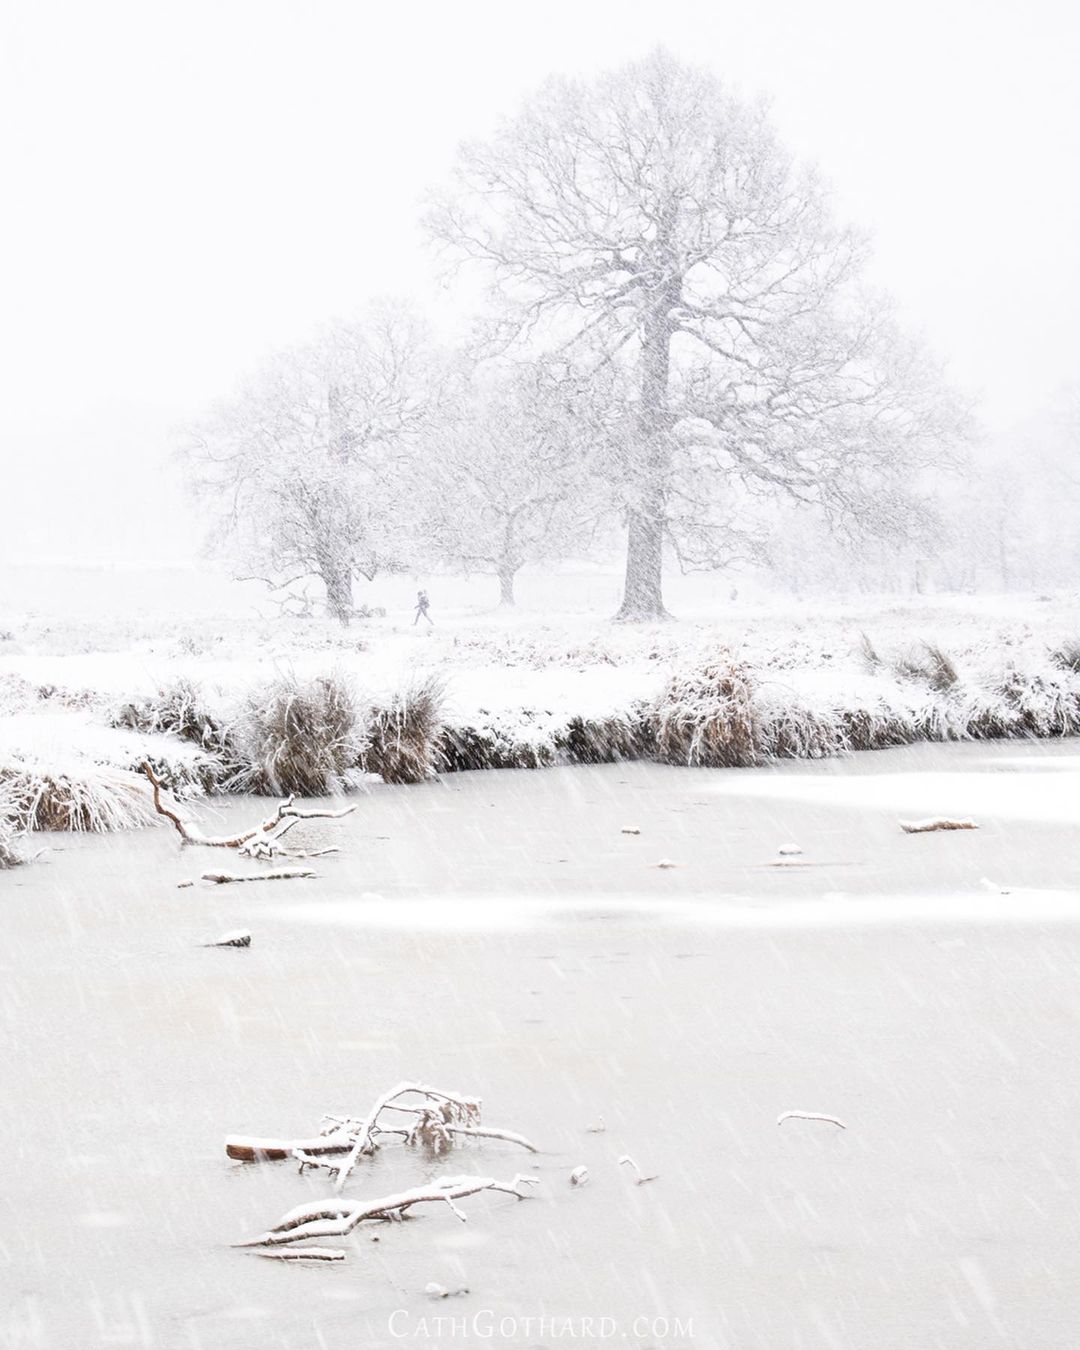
<box><xmin>182</xmin><ymin>302</ymin><xmax>443</xmax><ymax>624</ymax></box>
<box><xmin>418</xmin><ymin>364</ymin><xmax>601</xmax><ymax>605</ymax></box>
<box><xmin>429</xmin><ymin>49</ymin><xmax>967</xmax><ymax>619</ymax></box>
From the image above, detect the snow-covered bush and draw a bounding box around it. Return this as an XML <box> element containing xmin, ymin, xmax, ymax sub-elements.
<box><xmin>0</xmin><ymin>760</ymin><xmax>159</xmax><ymax>833</ymax></box>
<box><xmin>652</xmin><ymin>655</ymin><xmax>764</xmax><ymax>767</ymax></box>
<box><xmin>363</xmin><ymin>675</ymin><xmax>444</xmax><ymax>784</ymax></box>
<box><xmin>231</xmin><ymin>672</ymin><xmax>365</xmax><ymax>796</ymax></box>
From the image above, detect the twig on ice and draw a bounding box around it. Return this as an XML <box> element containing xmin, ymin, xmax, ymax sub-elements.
<box><xmin>899</xmin><ymin>817</ymin><xmax>978</xmax><ymax>834</ymax></box>
<box><xmin>237</xmin><ymin>1173</ymin><xmax>538</xmax><ymax>1249</ymax></box>
<box><xmin>255</xmin><ymin>1246</ymin><xmax>346</xmax><ymax>1262</ymax></box>
<box><xmin>200</xmin><ymin>868</ymin><xmax>316</xmax><ymax>885</ymax></box>
<box><xmin>777</xmin><ymin>1110</ymin><xmax>847</xmax><ymax>1129</ymax></box>
<box><xmin>618</xmin><ymin>1154</ymin><xmax>658</xmax><ymax>1185</ymax></box>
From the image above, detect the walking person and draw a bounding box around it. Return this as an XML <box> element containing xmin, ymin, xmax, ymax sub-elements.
<box><xmin>413</xmin><ymin>589</ymin><xmax>433</xmax><ymax>626</ymax></box>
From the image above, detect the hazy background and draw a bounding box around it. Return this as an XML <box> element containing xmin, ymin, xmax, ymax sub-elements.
<box><xmin>2</xmin><ymin>0</ymin><xmax>1078</xmax><ymax>567</ymax></box>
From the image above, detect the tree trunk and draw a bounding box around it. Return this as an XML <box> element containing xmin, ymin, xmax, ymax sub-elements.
<box><xmin>322</xmin><ymin>567</ymin><xmax>354</xmax><ymax>626</ymax></box>
<box><xmin>615</xmin><ymin>303</ymin><xmax>674</xmax><ymax>622</ymax></box>
<box><xmin>498</xmin><ymin>567</ymin><xmax>516</xmax><ymax>606</ymax></box>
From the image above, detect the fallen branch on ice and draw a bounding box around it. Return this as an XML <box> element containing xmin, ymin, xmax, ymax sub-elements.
<box><xmin>140</xmin><ymin>762</ymin><xmax>355</xmax><ymax>857</ymax></box>
<box><xmin>618</xmin><ymin>1154</ymin><xmax>658</xmax><ymax>1185</ymax></box>
<box><xmin>200</xmin><ymin>868</ymin><xmax>316</xmax><ymax>885</ymax></box>
<box><xmin>777</xmin><ymin>1110</ymin><xmax>847</xmax><ymax>1129</ymax></box>
<box><xmin>898</xmin><ymin>817</ymin><xmax>978</xmax><ymax>834</ymax></box>
<box><xmin>256</xmin><ymin>1246</ymin><xmax>346</xmax><ymax>1262</ymax></box>
<box><xmin>224</xmin><ymin>1082</ymin><xmax>537</xmax><ymax>1185</ymax></box>
<box><xmin>237</xmin><ymin>1173</ymin><xmax>538</xmax><ymax>1249</ymax></box>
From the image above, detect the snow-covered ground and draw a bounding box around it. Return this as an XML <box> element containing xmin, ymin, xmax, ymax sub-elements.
<box><xmin>3</xmin><ymin>562</ymin><xmax>1080</xmax><ymax>842</ymax></box>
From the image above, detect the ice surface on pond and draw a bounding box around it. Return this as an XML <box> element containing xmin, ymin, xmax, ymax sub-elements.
<box><xmin>4</xmin><ymin>740</ymin><xmax>1080</xmax><ymax>1348</ymax></box>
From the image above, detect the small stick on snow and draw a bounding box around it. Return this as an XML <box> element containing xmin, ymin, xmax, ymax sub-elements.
<box><xmin>201</xmin><ymin>868</ymin><xmax>316</xmax><ymax>885</ymax></box>
<box><xmin>651</xmin><ymin>859</ymin><xmax>681</xmax><ymax>869</ymax></box>
<box><xmin>237</xmin><ymin>1173</ymin><xmax>538</xmax><ymax>1249</ymax></box>
<box><xmin>255</xmin><ymin>1246</ymin><xmax>346</xmax><ymax>1262</ymax></box>
<box><xmin>899</xmin><ymin>818</ymin><xmax>978</xmax><ymax>834</ymax></box>
<box><xmin>618</xmin><ymin>1154</ymin><xmax>658</xmax><ymax>1185</ymax></box>
<box><xmin>777</xmin><ymin>1111</ymin><xmax>847</xmax><ymax>1129</ymax></box>
<box><xmin>621</xmin><ymin>826</ymin><xmax>641</xmax><ymax>835</ymax></box>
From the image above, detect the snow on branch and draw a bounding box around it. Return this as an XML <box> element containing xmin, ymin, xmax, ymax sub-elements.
<box><xmin>224</xmin><ymin>1082</ymin><xmax>538</xmax><ymax>1180</ymax></box>
<box><xmin>141</xmin><ymin>761</ymin><xmax>355</xmax><ymax>858</ymax></box>
<box><xmin>236</xmin><ymin>1173</ymin><xmax>539</xmax><ymax>1251</ymax></box>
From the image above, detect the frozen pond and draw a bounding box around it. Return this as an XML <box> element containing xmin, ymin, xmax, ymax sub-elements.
<box><xmin>4</xmin><ymin>740</ymin><xmax>1080</xmax><ymax>1348</ymax></box>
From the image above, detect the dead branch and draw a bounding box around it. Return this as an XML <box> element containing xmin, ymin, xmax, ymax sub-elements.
<box><xmin>237</xmin><ymin>1173</ymin><xmax>538</xmax><ymax>1249</ymax></box>
<box><xmin>777</xmin><ymin>1110</ymin><xmax>847</xmax><ymax>1129</ymax></box>
<box><xmin>200</xmin><ymin>868</ymin><xmax>316</xmax><ymax>884</ymax></box>
<box><xmin>618</xmin><ymin>1154</ymin><xmax>658</xmax><ymax>1185</ymax></box>
<box><xmin>140</xmin><ymin>762</ymin><xmax>355</xmax><ymax>857</ymax></box>
<box><xmin>255</xmin><ymin>1245</ymin><xmax>346</xmax><ymax>1261</ymax></box>
<box><xmin>224</xmin><ymin>1082</ymin><xmax>537</xmax><ymax>1179</ymax></box>
<box><xmin>899</xmin><ymin>817</ymin><xmax>978</xmax><ymax>834</ymax></box>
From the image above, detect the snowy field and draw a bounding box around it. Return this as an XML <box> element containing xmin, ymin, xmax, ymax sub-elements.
<box><xmin>3</xmin><ymin>564</ymin><xmax>1080</xmax><ymax>847</ymax></box>
<box><xmin>5</xmin><ymin>741</ymin><xmax>1080</xmax><ymax>1349</ymax></box>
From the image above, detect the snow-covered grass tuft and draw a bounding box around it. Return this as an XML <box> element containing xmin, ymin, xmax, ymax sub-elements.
<box><xmin>364</xmin><ymin>675</ymin><xmax>445</xmax><ymax>784</ymax></box>
<box><xmin>0</xmin><ymin>780</ymin><xmax>26</xmax><ymax>866</ymax></box>
<box><xmin>231</xmin><ymin>672</ymin><xmax>365</xmax><ymax>796</ymax></box>
<box><xmin>0</xmin><ymin>760</ymin><xmax>159</xmax><ymax>833</ymax></box>
<box><xmin>653</xmin><ymin>654</ymin><xmax>764</xmax><ymax>767</ymax></box>
<box><xmin>112</xmin><ymin>678</ymin><xmax>240</xmax><ymax>785</ymax></box>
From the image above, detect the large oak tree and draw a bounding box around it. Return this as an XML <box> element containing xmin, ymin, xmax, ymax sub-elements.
<box><xmin>429</xmin><ymin>49</ymin><xmax>966</xmax><ymax>619</ymax></box>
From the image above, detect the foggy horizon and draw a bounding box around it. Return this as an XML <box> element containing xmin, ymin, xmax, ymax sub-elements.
<box><xmin>2</xmin><ymin>0</ymin><xmax>1078</xmax><ymax>568</ymax></box>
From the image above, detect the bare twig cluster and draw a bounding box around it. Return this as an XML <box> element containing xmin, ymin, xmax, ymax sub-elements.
<box><xmin>229</xmin><ymin>1082</ymin><xmax>539</xmax><ymax>1260</ymax></box>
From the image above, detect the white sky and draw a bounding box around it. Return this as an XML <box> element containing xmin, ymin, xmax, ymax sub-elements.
<box><xmin>1</xmin><ymin>0</ymin><xmax>1077</xmax><ymax>565</ymax></box>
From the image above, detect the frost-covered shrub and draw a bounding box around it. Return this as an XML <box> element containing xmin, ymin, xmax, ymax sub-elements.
<box><xmin>0</xmin><ymin>761</ymin><xmax>159</xmax><ymax>833</ymax></box>
<box><xmin>437</xmin><ymin>719</ymin><xmax>557</xmax><ymax>772</ymax></box>
<box><xmin>1050</xmin><ymin>640</ymin><xmax>1080</xmax><ymax>675</ymax></box>
<box><xmin>556</xmin><ymin>711</ymin><xmax>649</xmax><ymax>764</ymax></box>
<box><xmin>653</xmin><ymin>655</ymin><xmax>763</xmax><ymax>767</ymax></box>
<box><xmin>0</xmin><ymin>780</ymin><xmax>25</xmax><ymax>866</ymax></box>
<box><xmin>996</xmin><ymin>667</ymin><xmax>1080</xmax><ymax>737</ymax></box>
<box><xmin>892</xmin><ymin>642</ymin><xmax>959</xmax><ymax>692</ymax></box>
<box><xmin>232</xmin><ymin>673</ymin><xmax>365</xmax><ymax>796</ymax></box>
<box><xmin>363</xmin><ymin>676</ymin><xmax>445</xmax><ymax>784</ymax></box>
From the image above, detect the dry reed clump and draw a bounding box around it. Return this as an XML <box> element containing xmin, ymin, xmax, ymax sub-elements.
<box><xmin>437</xmin><ymin>720</ymin><xmax>557</xmax><ymax>772</ymax></box>
<box><xmin>652</xmin><ymin>655</ymin><xmax>764</xmax><ymax>767</ymax></box>
<box><xmin>838</xmin><ymin>700</ymin><xmax>919</xmax><ymax>751</ymax></box>
<box><xmin>0</xmin><ymin>780</ymin><xmax>25</xmax><ymax>866</ymax></box>
<box><xmin>892</xmin><ymin>642</ymin><xmax>960</xmax><ymax>692</ymax></box>
<box><xmin>1049</xmin><ymin>641</ymin><xmax>1080</xmax><ymax>675</ymax></box>
<box><xmin>996</xmin><ymin>668</ymin><xmax>1080</xmax><ymax>737</ymax></box>
<box><xmin>758</xmin><ymin>699</ymin><xmax>846</xmax><ymax>760</ymax></box>
<box><xmin>0</xmin><ymin>761</ymin><xmax>160</xmax><ymax>833</ymax></box>
<box><xmin>112</xmin><ymin>678</ymin><xmax>240</xmax><ymax>773</ymax></box>
<box><xmin>231</xmin><ymin>673</ymin><xmax>365</xmax><ymax>796</ymax></box>
<box><xmin>362</xmin><ymin>676</ymin><xmax>445</xmax><ymax>784</ymax></box>
<box><xmin>556</xmin><ymin>711</ymin><xmax>650</xmax><ymax>764</ymax></box>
